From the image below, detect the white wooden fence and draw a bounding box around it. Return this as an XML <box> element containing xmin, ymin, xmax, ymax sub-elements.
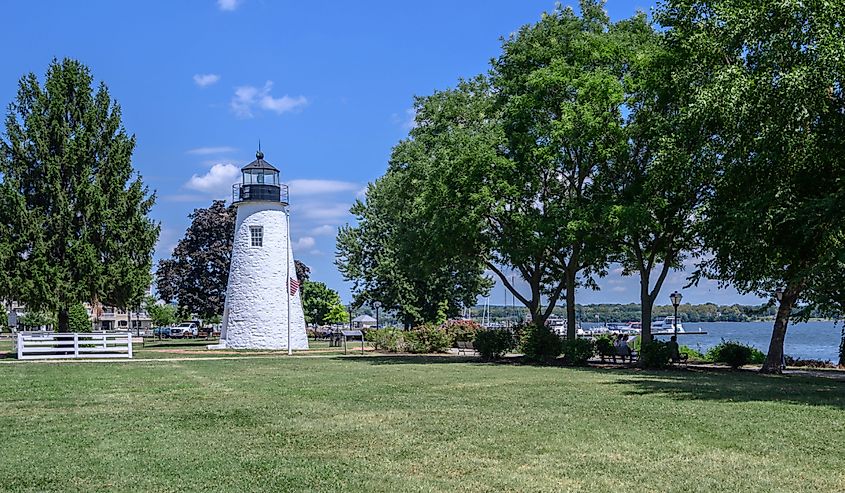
<box><xmin>16</xmin><ymin>331</ymin><xmax>133</xmax><ymax>360</ymax></box>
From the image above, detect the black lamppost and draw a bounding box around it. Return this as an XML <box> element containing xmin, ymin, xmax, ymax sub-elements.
<box><xmin>372</xmin><ymin>301</ymin><xmax>382</xmax><ymax>329</ymax></box>
<box><xmin>670</xmin><ymin>291</ymin><xmax>683</xmax><ymax>337</ymax></box>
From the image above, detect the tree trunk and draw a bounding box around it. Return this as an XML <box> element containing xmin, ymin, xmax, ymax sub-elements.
<box><xmin>58</xmin><ymin>307</ymin><xmax>69</xmax><ymax>333</ymax></box>
<box><xmin>639</xmin><ymin>273</ymin><xmax>653</xmax><ymax>344</ymax></box>
<box><xmin>838</xmin><ymin>323</ymin><xmax>844</xmax><ymax>368</ymax></box>
<box><xmin>565</xmin><ymin>269</ymin><xmax>577</xmax><ymax>340</ymax></box>
<box><xmin>761</xmin><ymin>291</ymin><xmax>797</xmax><ymax>374</ymax></box>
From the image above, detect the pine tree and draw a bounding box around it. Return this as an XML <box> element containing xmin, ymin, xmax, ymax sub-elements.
<box><xmin>0</xmin><ymin>59</ymin><xmax>159</xmax><ymax>331</ymax></box>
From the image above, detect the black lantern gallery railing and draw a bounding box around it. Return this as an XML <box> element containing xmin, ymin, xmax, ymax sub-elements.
<box><xmin>232</xmin><ymin>183</ymin><xmax>289</xmax><ymax>205</ymax></box>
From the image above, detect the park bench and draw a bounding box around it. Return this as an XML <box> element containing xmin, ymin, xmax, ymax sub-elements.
<box><xmin>456</xmin><ymin>340</ymin><xmax>477</xmax><ymax>355</ymax></box>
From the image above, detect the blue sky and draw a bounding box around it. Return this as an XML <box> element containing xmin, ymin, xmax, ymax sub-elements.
<box><xmin>0</xmin><ymin>0</ymin><xmax>763</xmax><ymax>307</ymax></box>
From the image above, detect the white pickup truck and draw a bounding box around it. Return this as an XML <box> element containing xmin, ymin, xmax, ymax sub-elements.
<box><xmin>169</xmin><ymin>321</ymin><xmax>199</xmax><ymax>339</ymax></box>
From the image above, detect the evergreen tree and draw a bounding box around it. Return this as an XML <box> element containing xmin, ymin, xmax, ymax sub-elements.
<box><xmin>0</xmin><ymin>59</ymin><xmax>159</xmax><ymax>332</ymax></box>
<box><xmin>67</xmin><ymin>303</ymin><xmax>92</xmax><ymax>332</ymax></box>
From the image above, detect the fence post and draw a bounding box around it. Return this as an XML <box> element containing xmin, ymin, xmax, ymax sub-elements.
<box><xmin>17</xmin><ymin>333</ymin><xmax>23</xmax><ymax>360</ymax></box>
<box><xmin>127</xmin><ymin>332</ymin><xmax>133</xmax><ymax>359</ymax></box>
<box><xmin>73</xmin><ymin>333</ymin><xmax>79</xmax><ymax>358</ymax></box>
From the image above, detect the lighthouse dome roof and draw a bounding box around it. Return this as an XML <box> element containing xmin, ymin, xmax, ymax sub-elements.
<box><xmin>242</xmin><ymin>150</ymin><xmax>279</xmax><ymax>172</ymax></box>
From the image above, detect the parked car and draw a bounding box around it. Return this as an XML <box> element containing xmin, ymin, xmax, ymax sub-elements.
<box><xmin>152</xmin><ymin>327</ymin><xmax>171</xmax><ymax>338</ymax></box>
<box><xmin>170</xmin><ymin>321</ymin><xmax>199</xmax><ymax>339</ymax></box>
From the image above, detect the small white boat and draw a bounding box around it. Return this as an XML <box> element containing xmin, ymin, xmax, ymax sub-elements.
<box><xmin>547</xmin><ymin>316</ymin><xmax>582</xmax><ymax>336</ymax></box>
<box><xmin>652</xmin><ymin>316</ymin><xmax>684</xmax><ymax>333</ymax></box>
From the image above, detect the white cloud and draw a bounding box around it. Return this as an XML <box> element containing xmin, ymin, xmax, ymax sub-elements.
<box><xmin>288</xmin><ymin>179</ymin><xmax>359</xmax><ymax>196</ymax></box>
<box><xmin>293</xmin><ymin>236</ymin><xmax>316</xmax><ymax>250</ymax></box>
<box><xmin>231</xmin><ymin>81</ymin><xmax>307</xmax><ymax>118</ymax></box>
<box><xmin>193</xmin><ymin>73</ymin><xmax>221</xmax><ymax>87</ymax></box>
<box><xmin>186</xmin><ymin>146</ymin><xmax>236</xmax><ymax>155</ymax></box>
<box><xmin>185</xmin><ymin>163</ymin><xmax>240</xmax><ymax>198</ymax></box>
<box><xmin>295</xmin><ymin>203</ymin><xmax>352</xmax><ymax>221</ymax></box>
<box><xmin>310</xmin><ymin>225</ymin><xmax>336</xmax><ymax>236</ymax></box>
<box><xmin>217</xmin><ymin>0</ymin><xmax>242</xmax><ymax>11</ymax></box>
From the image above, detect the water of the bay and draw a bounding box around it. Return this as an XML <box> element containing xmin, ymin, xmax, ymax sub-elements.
<box><xmin>653</xmin><ymin>321</ymin><xmax>841</xmax><ymax>362</ymax></box>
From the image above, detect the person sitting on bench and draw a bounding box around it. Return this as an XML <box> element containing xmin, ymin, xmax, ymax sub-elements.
<box><xmin>668</xmin><ymin>335</ymin><xmax>688</xmax><ymax>363</ymax></box>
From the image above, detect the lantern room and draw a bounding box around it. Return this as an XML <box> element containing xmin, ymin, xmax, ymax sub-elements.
<box><xmin>232</xmin><ymin>150</ymin><xmax>289</xmax><ymax>205</ymax></box>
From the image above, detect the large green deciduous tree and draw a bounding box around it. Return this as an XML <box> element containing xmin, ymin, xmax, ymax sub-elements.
<box><xmin>362</xmin><ymin>2</ymin><xmax>645</xmax><ymax>336</ymax></box>
<box><xmin>337</xmin><ymin>163</ymin><xmax>491</xmax><ymax>328</ymax></box>
<box><xmin>0</xmin><ymin>59</ymin><xmax>159</xmax><ymax>332</ymax></box>
<box><xmin>301</xmin><ymin>280</ymin><xmax>345</xmax><ymax>326</ymax></box>
<box><xmin>597</xmin><ymin>16</ymin><xmax>712</xmax><ymax>343</ymax></box>
<box><xmin>657</xmin><ymin>0</ymin><xmax>845</xmax><ymax>372</ymax></box>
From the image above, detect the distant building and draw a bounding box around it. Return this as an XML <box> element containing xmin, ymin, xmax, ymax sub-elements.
<box><xmin>351</xmin><ymin>314</ymin><xmax>377</xmax><ymax>329</ymax></box>
<box><xmin>3</xmin><ymin>299</ymin><xmax>151</xmax><ymax>332</ymax></box>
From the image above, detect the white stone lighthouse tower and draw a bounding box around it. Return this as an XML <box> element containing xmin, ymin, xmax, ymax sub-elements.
<box><xmin>213</xmin><ymin>150</ymin><xmax>308</xmax><ymax>350</ymax></box>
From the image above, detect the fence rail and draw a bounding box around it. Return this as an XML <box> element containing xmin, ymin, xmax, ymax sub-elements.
<box><xmin>16</xmin><ymin>331</ymin><xmax>133</xmax><ymax>360</ymax></box>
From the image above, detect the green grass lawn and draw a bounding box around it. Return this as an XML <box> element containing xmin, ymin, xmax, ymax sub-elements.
<box><xmin>0</xmin><ymin>355</ymin><xmax>843</xmax><ymax>492</ymax></box>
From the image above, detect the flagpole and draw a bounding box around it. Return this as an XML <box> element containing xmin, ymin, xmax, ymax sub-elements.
<box><xmin>286</xmin><ymin>207</ymin><xmax>292</xmax><ymax>356</ymax></box>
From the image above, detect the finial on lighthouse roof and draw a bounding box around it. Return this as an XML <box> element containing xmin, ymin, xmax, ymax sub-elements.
<box><xmin>256</xmin><ymin>149</ymin><xmax>264</xmax><ymax>160</ymax></box>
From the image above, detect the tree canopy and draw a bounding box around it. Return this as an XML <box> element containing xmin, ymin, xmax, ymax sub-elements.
<box><xmin>656</xmin><ymin>0</ymin><xmax>845</xmax><ymax>371</ymax></box>
<box><xmin>0</xmin><ymin>58</ymin><xmax>159</xmax><ymax>331</ymax></box>
<box><xmin>301</xmin><ymin>280</ymin><xmax>345</xmax><ymax>326</ymax></box>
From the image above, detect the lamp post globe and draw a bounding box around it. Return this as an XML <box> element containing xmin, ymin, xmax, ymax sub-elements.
<box><xmin>372</xmin><ymin>301</ymin><xmax>382</xmax><ymax>329</ymax></box>
<box><xmin>670</xmin><ymin>291</ymin><xmax>682</xmax><ymax>337</ymax></box>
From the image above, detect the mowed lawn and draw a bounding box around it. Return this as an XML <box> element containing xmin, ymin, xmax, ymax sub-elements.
<box><xmin>0</xmin><ymin>355</ymin><xmax>843</xmax><ymax>492</ymax></box>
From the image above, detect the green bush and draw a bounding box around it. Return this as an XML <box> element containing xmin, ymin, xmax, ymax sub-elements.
<box><xmin>706</xmin><ymin>341</ymin><xmax>761</xmax><ymax>369</ymax></box>
<box><xmin>366</xmin><ymin>327</ymin><xmax>404</xmax><ymax>352</ymax></box>
<box><xmin>679</xmin><ymin>345</ymin><xmax>706</xmax><ymax>362</ymax></box>
<box><xmin>444</xmin><ymin>319</ymin><xmax>483</xmax><ymax>346</ymax></box>
<box><xmin>561</xmin><ymin>338</ymin><xmax>595</xmax><ymax>366</ymax></box>
<box><xmin>68</xmin><ymin>303</ymin><xmax>92</xmax><ymax>332</ymax></box>
<box><xmin>595</xmin><ymin>335</ymin><xmax>615</xmax><ymax>361</ymax></box>
<box><xmin>640</xmin><ymin>341</ymin><xmax>671</xmax><ymax>369</ymax></box>
<box><xmin>519</xmin><ymin>323</ymin><xmax>562</xmax><ymax>363</ymax></box>
<box><xmin>474</xmin><ymin>329</ymin><xmax>515</xmax><ymax>361</ymax></box>
<box><xmin>405</xmin><ymin>324</ymin><xmax>452</xmax><ymax>354</ymax></box>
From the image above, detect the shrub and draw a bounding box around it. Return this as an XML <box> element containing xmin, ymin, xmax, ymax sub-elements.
<box><xmin>784</xmin><ymin>356</ymin><xmax>835</xmax><ymax>369</ymax></box>
<box><xmin>519</xmin><ymin>323</ymin><xmax>562</xmax><ymax>363</ymax></box>
<box><xmin>640</xmin><ymin>341</ymin><xmax>672</xmax><ymax>369</ymax></box>
<box><xmin>595</xmin><ymin>335</ymin><xmax>615</xmax><ymax>361</ymax></box>
<box><xmin>679</xmin><ymin>345</ymin><xmax>706</xmax><ymax>362</ymax></box>
<box><xmin>444</xmin><ymin>319</ymin><xmax>483</xmax><ymax>346</ymax></box>
<box><xmin>561</xmin><ymin>338</ymin><xmax>595</xmax><ymax>366</ymax></box>
<box><xmin>474</xmin><ymin>329</ymin><xmax>515</xmax><ymax>361</ymax></box>
<box><xmin>366</xmin><ymin>327</ymin><xmax>404</xmax><ymax>352</ymax></box>
<box><xmin>68</xmin><ymin>303</ymin><xmax>92</xmax><ymax>332</ymax></box>
<box><xmin>706</xmin><ymin>341</ymin><xmax>760</xmax><ymax>369</ymax></box>
<box><xmin>405</xmin><ymin>324</ymin><xmax>452</xmax><ymax>354</ymax></box>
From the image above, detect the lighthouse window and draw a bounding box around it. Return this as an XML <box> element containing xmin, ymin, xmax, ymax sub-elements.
<box><xmin>250</xmin><ymin>226</ymin><xmax>263</xmax><ymax>247</ymax></box>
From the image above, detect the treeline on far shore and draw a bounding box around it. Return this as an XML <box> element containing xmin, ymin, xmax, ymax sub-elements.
<box><xmin>466</xmin><ymin>303</ymin><xmax>819</xmax><ymax>324</ymax></box>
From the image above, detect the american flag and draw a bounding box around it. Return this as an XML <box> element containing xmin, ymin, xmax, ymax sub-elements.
<box><xmin>288</xmin><ymin>277</ymin><xmax>300</xmax><ymax>296</ymax></box>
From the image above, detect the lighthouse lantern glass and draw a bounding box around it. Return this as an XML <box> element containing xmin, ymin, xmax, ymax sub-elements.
<box><xmin>243</xmin><ymin>169</ymin><xmax>279</xmax><ymax>185</ymax></box>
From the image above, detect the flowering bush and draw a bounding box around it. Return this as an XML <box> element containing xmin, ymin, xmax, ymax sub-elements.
<box><xmin>405</xmin><ymin>324</ymin><xmax>452</xmax><ymax>353</ymax></box>
<box><xmin>444</xmin><ymin>319</ymin><xmax>483</xmax><ymax>346</ymax></box>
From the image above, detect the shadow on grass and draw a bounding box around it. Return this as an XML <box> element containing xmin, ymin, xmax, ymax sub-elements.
<box><xmin>340</xmin><ymin>353</ymin><xmax>845</xmax><ymax>408</ymax></box>
<box><xmin>337</xmin><ymin>354</ymin><xmax>488</xmax><ymax>366</ymax></box>
<box><xmin>605</xmin><ymin>367</ymin><xmax>845</xmax><ymax>409</ymax></box>
<box><xmin>141</xmin><ymin>339</ymin><xmax>219</xmax><ymax>350</ymax></box>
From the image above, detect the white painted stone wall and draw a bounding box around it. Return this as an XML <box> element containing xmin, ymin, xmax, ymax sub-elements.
<box><xmin>218</xmin><ymin>201</ymin><xmax>308</xmax><ymax>350</ymax></box>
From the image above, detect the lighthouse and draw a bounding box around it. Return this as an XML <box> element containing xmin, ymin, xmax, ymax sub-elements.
<box><xmin>213</xmin><ymin>150</ymin><xmax>308</xmax><ymax>351</ymax></box>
